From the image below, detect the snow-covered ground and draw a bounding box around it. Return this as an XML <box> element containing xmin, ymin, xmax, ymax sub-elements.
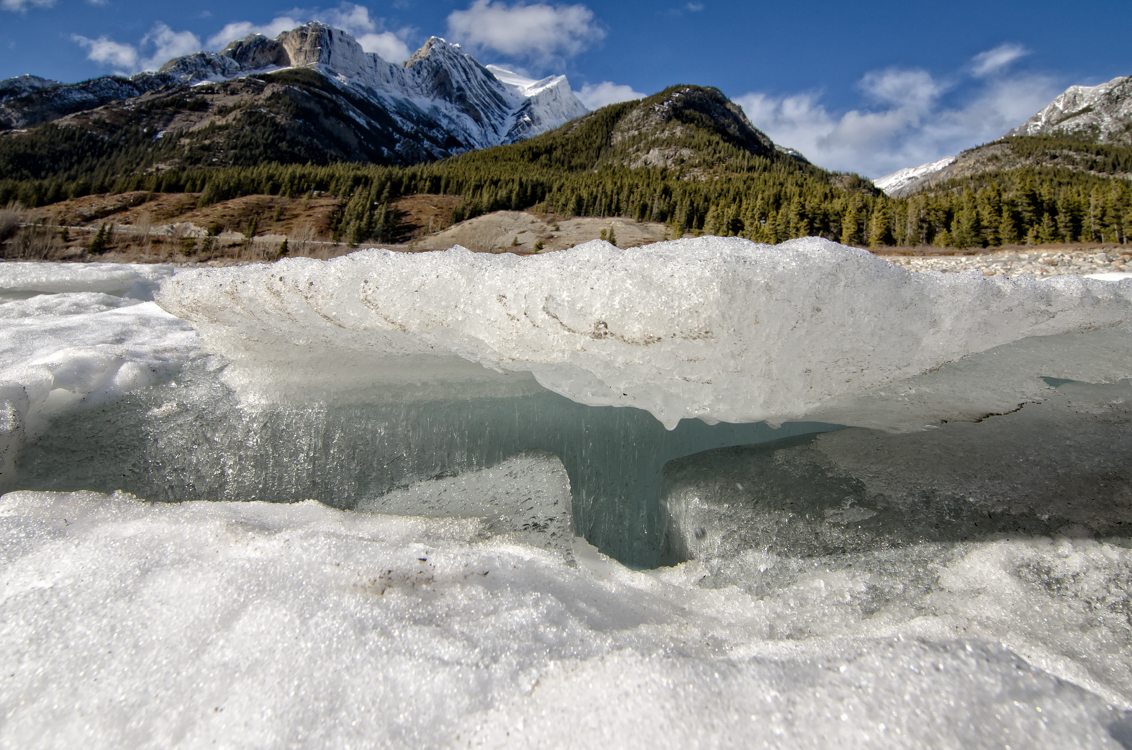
<box><xmin>3</xmin><ymin>239</ymin><xmax>1132</xmax><ymax>747</ymax></box>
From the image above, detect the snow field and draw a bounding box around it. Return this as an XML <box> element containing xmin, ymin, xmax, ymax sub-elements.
<box><xmin>1</xmin><ymin>488</ymin><xmax>1128</xmax><ymax>748</ymax></box>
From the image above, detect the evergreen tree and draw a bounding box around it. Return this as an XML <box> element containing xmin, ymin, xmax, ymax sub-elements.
<box><xmin>867</xmin><ymin>202</ymin><xmax>891</xmax><ymax>249</ymax></box>
<box><xmin>951</xmin><ymin>192</ymin><xmax>983</xmax><ymax>249</ymax></box>
<box><xmin>88</xmin><ymin>223</ymin><xmax>108</xmax><ymax>254</ymax></box>
<box><xmin>1037</xmin><ymin>212</ymin><xmax>1057</xmax><ymax>244</ymax></box>
<box><xmin>840</xmin><ymin>200</ymin><xmax>861</xmax><ymax>246</ymax></box>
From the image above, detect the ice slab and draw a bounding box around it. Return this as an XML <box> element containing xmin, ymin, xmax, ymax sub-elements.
<box><xmin>358</xmin><ymin>450</ymin><xmax>575</xmax><ymax>559</ymax></box>
<box><xmin>157</xmin><ymin>237</ymin><xmax>1132</xmax><ymax>429</ymax></box>
<box><xmin>661</xmin><ymin>381</ymin><xmax>1132</xmax><ymax>705</ymax></box>
<box><xmin>1</xmin><ymin>489</ymin><xmax>1128</xmax><ymax>746</ymax></box>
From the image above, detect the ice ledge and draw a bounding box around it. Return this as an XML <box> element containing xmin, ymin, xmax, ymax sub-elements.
<box><xmin>157</xmin><ymin>236</ymin><xmax>1132</xmax><ymax>430</ymax></box>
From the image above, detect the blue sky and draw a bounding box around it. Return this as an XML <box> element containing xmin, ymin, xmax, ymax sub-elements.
<box><xmin>1</xmin><ymin>0</ymin><xmax>1128</xmax><ymax>177</ymax></box>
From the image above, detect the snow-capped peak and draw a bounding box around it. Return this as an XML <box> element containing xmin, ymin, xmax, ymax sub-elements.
<box><xmin>1007</xmin><ymin>74</ymin><xmax>1132</xmax><ymax>144</ymax></box>
<box><xmin>175</xmin><ymin>23</ymin><xmax>588</xmax><ymax>150</ymax></box>
<box><xmin>0</xmin><ymin>22</ymin><xmax>590</xmax><ymax>155</ymax></box>
<box><xmin>488</xmin><ymin>66</ymin><xmax>570</xmax><ymax>99</ymax></box>
<box><xmin>873</xmin><ymin>156</ymin><xmax>955</xmax><ymax>196</ymax></box>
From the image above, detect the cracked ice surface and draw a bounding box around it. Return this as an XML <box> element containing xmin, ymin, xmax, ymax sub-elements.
<box><xmin>158</xmin><ymin>236</ymin><xmax>1132</xmax><ymax>430</ymax></box>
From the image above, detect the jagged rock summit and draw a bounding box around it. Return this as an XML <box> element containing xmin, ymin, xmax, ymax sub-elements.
<box><xmin>1008</xmin><ymin>74</ymin><xmax>1132</xmax><ymax>144</ymax></box>
<box><xmin>157</xmin><ymin>22</ymin><xmax>590</xmax><ymax>149</ymax></box>
<box><xmin>0</xmin><ymin>22</ymin><xmax>588</xmax><ymax>159</ymax></box>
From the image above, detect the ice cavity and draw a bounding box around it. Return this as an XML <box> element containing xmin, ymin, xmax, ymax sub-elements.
<box><xmin>0</xmin><ymin>263</ymin><xmax>198</xmax><ymax>489</ymax></box>
<box><xmin>358</xmin><ymin>450</ymin><xmax>575</xmax><ymax>559</ymax></box>
<box><xmin>157</xmin><ymin>236</ymin><xmax>1132</xmax><ymax>430</ymax></box>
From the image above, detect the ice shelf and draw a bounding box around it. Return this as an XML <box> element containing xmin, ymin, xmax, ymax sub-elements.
<box><xmin>158</xmin><ymin>236</ymin><xmax>1132</xmax><ymax>429</ymax></box>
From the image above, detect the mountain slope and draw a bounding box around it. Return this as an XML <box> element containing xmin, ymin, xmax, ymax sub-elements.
<box><xmin>1008</xmin><ymin>75</ymin><xmax>1132</xmax><ymax>144</ymax></box>
<box><xmin>877</xmin><ymin>136</ymin><xmax>1132</xmax><ymax>198</ymax></box>
<box><xmin>446</xmin><ymin>85</ymin><xmax>820</xmax><ymax>177</ymax></box>
<box><xmin>876</xmin><ymin>74</ymin><xmax>1132</xmax><ymax>197</ymax></box>
<box><xmin>0</xmin><ymin>22</ymin><xmax>588</xmax><ymax>174</ymax></box>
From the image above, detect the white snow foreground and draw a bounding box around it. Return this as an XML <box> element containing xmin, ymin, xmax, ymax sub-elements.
<box><xmin>1</xmin><ymin>486</ymin><xmax>1127</xmax><ymax>747</ymax></box>
<box><xmin>158</xmin><ymin>236</ymin><xmax>1132</xmax><ymax>430</ymax></box>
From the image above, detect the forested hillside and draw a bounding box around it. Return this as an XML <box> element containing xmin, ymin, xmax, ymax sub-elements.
<box><xmin>1</xmin><ymin>84</ymin><xmax>1129</xmax><ymax>249</ymax></box>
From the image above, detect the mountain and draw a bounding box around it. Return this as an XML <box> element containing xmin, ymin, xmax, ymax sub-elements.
<box><xmin>872</xmin><ymin>156</ymin><xmax>955</xmax><ymax>196</ymax></box>
<box><xmin>876</xmin><ymin>74</ymin><xmax>1132</xmax><ymax>197</ymax></box>
<box><xmin>450</xmin><ymin>84</ymin><xmax>816</xmax><ymax>175</ymax></box>
<box><xmin>0</xmin><ymin>74</ymin><xmax>166</xmax><ymax>131</ymax></box>
<box><xmin>1007</xmin><ymin>75</ymin><xmax>1132</xmax><ymax>143</ymax></box>
<box><xmin>391</xmin><ymin>84</ymin><xmax>855</xmax><ymax>240</ymax></box>
<box><xmin>0</xmin><ymin>22</ymin><xmax>588</xmax><ymax>173</ymax></box>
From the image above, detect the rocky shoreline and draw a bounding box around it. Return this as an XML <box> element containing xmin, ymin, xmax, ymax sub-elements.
<box><xmin>882</xmin><ymin>247</ymin><xmax>1132</xmax><ymax>277</ymax></box>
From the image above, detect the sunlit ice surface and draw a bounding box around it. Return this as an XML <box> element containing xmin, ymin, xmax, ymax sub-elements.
<box><xmin>4</xmin><ymin>238</ymin><xmax>1132</xmax><ymax>747</ymax></box>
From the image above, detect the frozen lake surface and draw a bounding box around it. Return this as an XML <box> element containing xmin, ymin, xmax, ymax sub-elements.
<box><xmin>3</xmin><ymin>238</ymin><xmax>1132</xmax><ymax>747</ymax></box>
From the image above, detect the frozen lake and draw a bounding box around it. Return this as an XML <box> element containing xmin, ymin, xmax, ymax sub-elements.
<box><xmin>3</xmin><ymin>237</ymin><xmax>1132</xmax><ymax>747</ymax></box>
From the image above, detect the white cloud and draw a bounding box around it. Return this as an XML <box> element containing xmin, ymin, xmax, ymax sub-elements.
<box><xmin>736</xmin><ymin>58</ymin><xmax>1059</xmax><ymax>178</ymax></box>
<box><xmin>72</xmin><ymin>33</ymin><xmax>139</xmax><ymax>74</ymax></box>
<box><xmin>1</xmin><ymin>0</ymin><xmax>54</xmax><ymax>12</ymax></box>
<box><xmin>207</xmin><ymin>16</ymin><xmax>302</xmax><ymax>49</ymax></box>
<box><xmin>447</xmin><ymin>0</ymin><xmax>603</xmax><ymax>65</ymax></box>
<box><xmin>206</xmin><ymin>4</ymin><xmax>412</xmax><ymax>61</ymax></box>
<box><xmin>357</xmin><ymin>32</ymin><xmax>411</xmax><ymax>62</ymax></box>
<box><xmin>140</xmin><ymin>23</ymin><xmax>202</xmax><ymax>70</ymax></box>
<box><xmin>859</xmin><ymin>68</ymin><xmax>942</xmax><ymax>110</ymax></box>
<box><xmin>577</xmin><ymin>81</ymin><xmax>643</xmax><ymax>109</ymax></box>
<box><xmin>971</xmin><ymin>43</ymin><xmax>1029</xmax><ymax>78</ymax></box>
<box><xmin>321</xmin><ymin>3</ymin><xmax>376</xmax><ymax>33</ymax></box>
<box><xmin>685</xmin><ymin>3</ymin><xmax>704</xmax><ymax>11</ymax></box>
<box><xmin>73</xmin><ymin>23</ymin><xmax>201</xmax><ymax>75</ymax></box>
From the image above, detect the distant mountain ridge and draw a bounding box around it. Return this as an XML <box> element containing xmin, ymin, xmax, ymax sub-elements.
<box><xmin>448</xmin><ymin>84</ymin><xmax>819</xmax><ymax>178</ymax></box>
<box><xmin>872</xmin><ymin>156</ymin><xmax>955</xmax><ymax>196</ymax></box>
<box><xmin>876</xmin><ymin>74</ymin><xmax>1132</xmax><ymax>197</ymax></box>
<box><xmin>0</xmin><ymin>22</ymin><xmax>588</xmax><ymax>168</ymax></box>
<box><xmin>1008</xmin><ymin>75</ymin><xmax>1132</xmax><ymax>143</ymax></box>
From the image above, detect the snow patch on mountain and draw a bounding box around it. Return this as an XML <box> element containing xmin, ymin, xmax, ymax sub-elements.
<box><xmin>874</xmin><ymin>155</ymin><xmax>956</xmax><ymax>196</ymax></box>
<box><xmin>0</xmin><ymin>75</ymin><xmax>57</xmax><ymax>102</ymax></box>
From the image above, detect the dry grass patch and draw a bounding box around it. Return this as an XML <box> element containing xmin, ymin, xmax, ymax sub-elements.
<box><xmin>413</xmin><ymin>210</ymin><xmax>671</xmax><ymax>253</ymax></box>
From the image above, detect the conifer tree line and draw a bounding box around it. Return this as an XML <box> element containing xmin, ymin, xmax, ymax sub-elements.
<box><xmin>0</xmin><ymin>110</ymin><xmax>1129</xmax><ymax>248</ymax></box>
<box><xmin>4</xmin><ymin>160</ymin><xmax>1127</xmax><ymax>248</ymax></box>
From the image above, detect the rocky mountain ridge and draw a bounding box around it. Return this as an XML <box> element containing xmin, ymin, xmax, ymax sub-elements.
<box><xmin>1008</xmin><ymin>75</ymin><xmax>1132</xmax><ymax>143</ymax></box>
<box><xmin>0</xmin><ymin>22</ymin><xmax>588</xmax><ymax>165</ymax></box>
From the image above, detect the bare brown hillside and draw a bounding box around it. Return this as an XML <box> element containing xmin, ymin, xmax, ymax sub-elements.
<box><xmin>4</xmin><ymin>192</ymin><xmax>678</xmax><ymax>262</ymax></box>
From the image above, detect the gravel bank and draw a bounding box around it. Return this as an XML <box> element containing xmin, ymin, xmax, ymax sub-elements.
<box><xmin>883</xmin><ymin>248</ymin><xmax>1132</xmax><ymax>277</ymax></box>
